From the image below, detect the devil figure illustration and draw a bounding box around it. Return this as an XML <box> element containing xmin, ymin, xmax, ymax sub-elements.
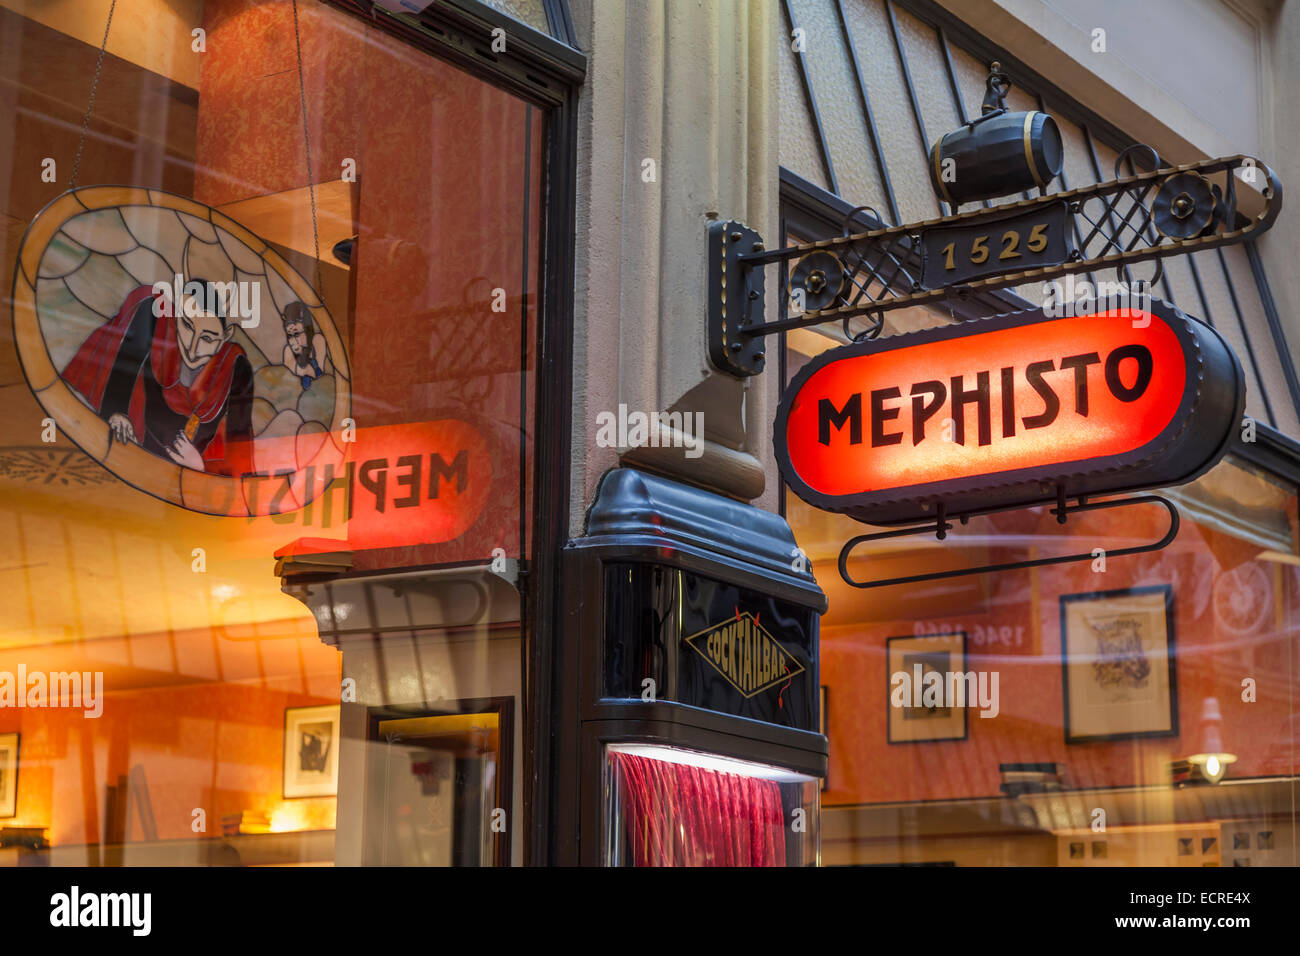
<box><xmin>62</xmin><ymin>280</ymin><xmax>256</xmax><ymax>477</ymax></box>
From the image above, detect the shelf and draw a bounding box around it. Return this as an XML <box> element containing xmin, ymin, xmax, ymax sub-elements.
<box><xmin>0</xmin><ymin>829</ymin><xmax>335</xmax><ymax>867</ymax></box>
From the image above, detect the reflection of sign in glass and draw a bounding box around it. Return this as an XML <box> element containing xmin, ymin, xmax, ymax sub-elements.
<box><xmin>11</xmin><ymin>187</ymin><xmax>351</xmax><ymax>516</ymax></box>
<box><xmin>269</xmin><ymin>420</ymin><xmax>495</xmax><ymax>551</ymax></box>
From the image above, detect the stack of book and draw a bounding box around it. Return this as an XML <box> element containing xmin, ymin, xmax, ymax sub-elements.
<box><xmin>221</xmin><ymin>810</ymin><xmax>272</xmax><ymax>837</ymax></box>
<box><xmin>1000</xmin><ymin>762</ymin><xmax>1066</xmax><ymax>796</ymax></box>
<box><xmin>0</xmin><ymin>826</ymin><xmax>47</xmax><ymax>849</ymax></box>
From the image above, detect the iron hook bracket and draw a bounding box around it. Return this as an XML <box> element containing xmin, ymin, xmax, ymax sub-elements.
<box><xmin>837</xmin><ymin>491</ymin><xmax>1180</xmax><ymax>589</ymax></box>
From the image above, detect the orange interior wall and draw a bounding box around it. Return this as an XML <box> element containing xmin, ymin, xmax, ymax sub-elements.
<box><xmin>0</xmin><ymin>6</ymin><xmax>196</xmax><ymax>223</ymax></box>
<box><xmin>821</xmin><ymin>503</ymin><xmax>1300</xmax><ymax>805</ymax></box>
<box><xmin>194</xmin><ymin>0</ymin><xmax>543</xmax><ymax>569</ymax></box>
<box><xmin>0</xmin><ymin>673</ymin><xmax>337</xmax><ymax>845</ymax></box>
<box><xmin>194</xmin><ymin>0</ymin><xmax>365</xmax><ymax>206</ymax></box>
<box><xmin>347</xmin><ymin>44</ymin><xmax>541</xmax><ymax>569</ymax></box>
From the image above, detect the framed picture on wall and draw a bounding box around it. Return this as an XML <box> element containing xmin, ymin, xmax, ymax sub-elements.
<box><xmin>284</xmin><ymin>705</ymin><xmax>341</xmax><ymax>799</ymax></box>
<box><xmin>1060</xmin><ymin>585</ymin><xmax>1177</xmax><ymax>743</ymax></box>
<box><xmin>0</xmin><ymin>733</ymin><xmax>18</xmax><ymax>818</ymax></box>
<box><xmin>886</xmin><ymin>632</ymin><xmax>968</xmax><ymax>744</ymax></box>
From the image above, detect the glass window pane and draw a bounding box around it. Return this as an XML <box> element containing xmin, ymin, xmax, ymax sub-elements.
<box><xmin>788</xmin><ymin>454</ymin><xmax>1299</xmax><ymax>866</ymax></box>
<box><xmin>0</xmin><ymin>0</ymin><xmax>541</xmax><ymax>866</ymax></box>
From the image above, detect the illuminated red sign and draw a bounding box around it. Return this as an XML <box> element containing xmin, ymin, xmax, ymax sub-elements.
<box><xmin>776</xmin><ymin>301</ymin><xmax>1244</xmax><ymax>525</ymax></box>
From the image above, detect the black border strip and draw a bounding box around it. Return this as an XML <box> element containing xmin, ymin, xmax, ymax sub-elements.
<box><xmin>835</xmin><ymin>0</ymin><xmax>901</xmax><ymax>225</ymax></box>
<box><xmin>782</xmin><ymin>0</ymin><xmax>839</xmax><ymax>194</ymax></box>
<box><xmin>1245</xmin><ymin>239</ymin><xmax>1300</xmax><ymax>423</ymax></box>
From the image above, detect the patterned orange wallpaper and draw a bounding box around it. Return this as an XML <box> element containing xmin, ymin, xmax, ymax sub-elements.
<box><xmin>194</xmin><ymin>0</ymin><xmax>543</xmax><ymax>569</ymax></box>
<box><xmin>195</xmin><ymin>0</ymin><xmax>366</xmax><ymax>207</ymax></box>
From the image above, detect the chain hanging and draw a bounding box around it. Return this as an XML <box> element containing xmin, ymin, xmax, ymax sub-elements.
<box><xmin>69</xmin><ymin>0</ymin><xmax>321</xmax><ymax>304</ymax></box>
<box><xmin>292</xmin><ymin>0</ymin><xmax>323</xmax><ymax>298</ymax></box>
<box><xmin>69</xmin><ymin>0</ymin><xmax>118</xmax><ymax>189</ymax></box>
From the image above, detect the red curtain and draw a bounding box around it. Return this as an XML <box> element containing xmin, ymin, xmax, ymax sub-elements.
<box><xmin>611</xmin><ymin>751</ymin><xmax>787</xmax><ymax>867</ymax></box>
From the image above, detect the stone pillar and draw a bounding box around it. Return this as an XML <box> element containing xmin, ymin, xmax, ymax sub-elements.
<box><xmin>570</xmin><ymin>0</ymin><xmax>781</xmax><ymax>531</ymax></box>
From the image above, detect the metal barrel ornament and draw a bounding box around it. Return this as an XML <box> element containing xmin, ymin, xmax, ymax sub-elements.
<box><xmin>930</xmin><ymin>109</ymin><xmax>1064</xmax><ymax>207</ymax></box>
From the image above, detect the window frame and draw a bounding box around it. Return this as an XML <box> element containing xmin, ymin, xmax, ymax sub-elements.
<box><xmin>326</xmin><ymin>0</ymin><xmax>585</xmax><ymax>866</ymax></box>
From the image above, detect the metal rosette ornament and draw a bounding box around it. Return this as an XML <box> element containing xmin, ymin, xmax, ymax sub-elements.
<box><xmin>787</xmin><ymin>250</ymin><xmax>848</xmax><ymax>314</ymax></box>
<box><xmin>1152</xmin><ymin>171</ymin><xmax>1226</xmax><ymax>240</ymax></box>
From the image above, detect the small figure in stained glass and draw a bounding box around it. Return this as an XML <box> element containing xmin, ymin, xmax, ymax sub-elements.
<box><xmin>281</xmin><ymin>301</ymin><xmax>325</xmax><ymax>390</ymax></box>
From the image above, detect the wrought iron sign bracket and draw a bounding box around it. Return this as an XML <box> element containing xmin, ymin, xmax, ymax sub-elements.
<box><xmin>751</xmin><ymin>63</ymin><xmax>1252</xmax><ymax>587</ymax></box>
<box><xmin>837</xmin><ymin>492</ymin><xmax>1180</xmax><ymax>590</ymax></box>
<box><xmin>707</xmin><ymin>220</ymin><xmax>768</xmax><ymax>376</ymax></box>
<box><xmin>707</xmin><ymin>152</ymin><xmax>1281</xmax><ymax>378</ymax></box>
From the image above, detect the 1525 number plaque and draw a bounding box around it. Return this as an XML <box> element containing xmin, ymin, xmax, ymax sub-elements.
<box><xmin>921</xmin><ymin>200</ymin><xmax>1072</xmax><ymax>289</ymax></box>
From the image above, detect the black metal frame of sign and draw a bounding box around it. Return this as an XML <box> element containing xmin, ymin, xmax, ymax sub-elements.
<box><xmin>773</xmin><ymin>298</ymin><xmax>1245</xmax><ymax>589</ymax></box>
<box><xmin>775</xmin><ymin>298</ymin><xmax>1244</xmax><ymax>523</ymax></box>
<box><xmin>706</xmin><ymin>61</ymin><xmax>1284</xmax><ymax>589</ymax></box>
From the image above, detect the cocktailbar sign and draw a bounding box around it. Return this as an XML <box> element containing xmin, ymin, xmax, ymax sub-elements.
<box><xmin>775</xmin><ymin>299</ymin><xmax>1244</xmax><ymax>525</ymax></box>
